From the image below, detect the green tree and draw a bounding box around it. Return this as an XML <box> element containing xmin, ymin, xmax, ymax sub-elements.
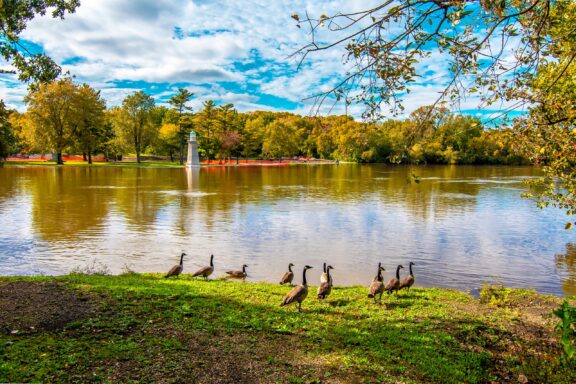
<box><xmin>71</xmin><ymin>84</ymin><xmax>106</xmax><ymax>164</ymax></box>
<box><xmin>168</xmin><ymin>88</ymin><xmax>194</xmax><ymax>164</ymax></box>
<box><xmin>118</xmin><ymin>91</ymin><xmax>156</xmax><ymax>163</ymax></box>
<box><xmin>0</xmin><ymin>0</ymin><xmax>80</xmax><ymax>85</ymax></box>
<box><xmin>195</xmin><ymin>100</ymin><xmax>218</xmax><ymax>159</ymax></box>
<box><xmin>0</xmin><ymin>100</ymin><xmax>17</xmax><ymax>161</ymax></box>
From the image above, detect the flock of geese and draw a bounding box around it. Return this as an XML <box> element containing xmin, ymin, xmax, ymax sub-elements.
<box><xmin>164</xmin><ymin>253</ymin><xmax>416</xmax><ymax>312</ymax></box>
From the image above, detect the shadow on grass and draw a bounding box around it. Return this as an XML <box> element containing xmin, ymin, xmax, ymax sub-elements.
<box><xmin>1</xmin><ymin>274</ymin><xmax>573</xmax><ymax>384</ymax></box>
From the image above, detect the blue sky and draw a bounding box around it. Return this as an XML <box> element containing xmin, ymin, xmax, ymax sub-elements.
<box><xmin>0</xmin><ymin>0</ymin><xmax>526</xmax><ymax>122</ymax></box>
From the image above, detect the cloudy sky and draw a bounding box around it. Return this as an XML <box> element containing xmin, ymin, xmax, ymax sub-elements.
<box><xmin>0</xmin><ymin>0</ymin><xmax>523</xmax><ymax>120</ymax></box>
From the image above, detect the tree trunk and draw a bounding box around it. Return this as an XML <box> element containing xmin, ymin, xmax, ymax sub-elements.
<box><xmin>83</xmin><ymin>152</ymin><xmax>87</xmax><ymax>161</ymax></box>
<box><xmin>136</xmin><ymin>151</ymin><xmax>141</xmax><ymax>163</ymax></box>
<box><xmin>56</xmin><ymin>152</ymin><xmax>63</xmax><ymax>165</ymax></box>
<box><xmin>88</xmin><ymin>151</ymin><xmax>92</xmax><ymax>164</ymax></box>
<box><xmin>179</xmin><ymin>135</ymin><xmax>184</xmax><ymax>165</ymax></box>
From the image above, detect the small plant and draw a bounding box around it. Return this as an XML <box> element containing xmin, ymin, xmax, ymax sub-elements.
<box><xmin>120</xmin><ymin>263</ymin><xmax>138</xmax><ymax>275</ymax></box>
<box><xmin>554</xmin><ymin>300</ymin><xmax>576</xmax><ymax>363</ymax></box>
<box><xmin>479</xmin><ymin>284</ymin><xmax>511</xmax><ymax>307</ymax></box>
<box><xmin>69</xmin><ymin>259</ymin><xmax>111</xmax><ymax>275</ymax></box>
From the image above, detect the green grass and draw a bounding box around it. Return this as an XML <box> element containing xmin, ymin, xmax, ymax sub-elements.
<box><xmin>0</xmin><ymin>274</ymin><xmax>574</xmax><ymax>383</ymax></box>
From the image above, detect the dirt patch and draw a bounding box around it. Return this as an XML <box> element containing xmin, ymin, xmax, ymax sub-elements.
<box><xmin>94</xmin><ymin>327</ymin><xmax>358</xmax><ymax>384</ymax></box>
<box><xmin>0</xmin><ymin>280</ymin><xmax>95</xmax><ymax>335</ymax></box>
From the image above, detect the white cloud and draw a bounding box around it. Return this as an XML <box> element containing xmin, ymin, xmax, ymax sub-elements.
<box><xmin>0</xmin><ymin>0</ymin><xmax>525</xmax><ymax>120</ymax></box>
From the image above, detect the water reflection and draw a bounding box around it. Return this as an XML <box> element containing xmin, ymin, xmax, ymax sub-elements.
<box><xmin>555</xmin><ymin>244</ymin><xmax>576</xmax><ymax>296</ymax></box>
<box><xmin>0</xmin><ymin>164</ymin><xmax>573</xmax><ymax>296</ymax></box>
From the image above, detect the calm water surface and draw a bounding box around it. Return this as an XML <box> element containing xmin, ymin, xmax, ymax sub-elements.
<box><xmin>0</xmin><ymin>164</ymin><xmax>574</xmax><ymax>296</ymax></box>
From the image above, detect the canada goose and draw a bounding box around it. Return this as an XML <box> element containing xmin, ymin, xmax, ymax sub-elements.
<box><xmin>320</xmin><ymin>262</ymin><xmax>333</xmax><ymax>285</ymax></box>
<box><xmin>279</xmin><ymin>263</ymin><xmax>295</xmax><ymax>285</ymax></box>
<box><xmin>192</xmin><ymin>254</ymin><xmax>214</xmax><ymax>280</ymax></box>
<box><xmin>384</xmin><ymin>264</ymin><xmax>404</xmax><ymax>296</ymax></box>
<box><xmin>399</xmin><ymin>262</ymin><xmax>416</xmax><ymax>291</ymax></box>
<box><xmin>226</xmin><ymin>264</ymin><xmax>248</xmax><ymax>281</ymax></box>
<box><xmin>367</xmin><ymin>262</ymin><xmax>386</xmax><ymax>303</ymax></box>
<box><xmin>164</xmin><ymin>252</ymin><xmax>186</xmax><ymax>278</ymax></box>
<box><xmin>281</xmin><ymin>265</ymin><xmax>313</xmax><ymax>312</ymax></box>
<box><xmin>317</xmin><ymin>265</ymin><xmax>334</xmax><ymax>299</ymax></box>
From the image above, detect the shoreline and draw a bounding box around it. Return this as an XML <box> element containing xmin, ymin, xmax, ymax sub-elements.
<box><xmin>1</xmin><ymin>274</ymin><xmax>574</xmax><ymax>383</ymax></box>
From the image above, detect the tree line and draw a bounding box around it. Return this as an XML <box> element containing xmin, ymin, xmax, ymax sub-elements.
<box><xmin>0</xmin><ymin>78</ymin><xmax>526</xmax><ymax>165</ymax></box>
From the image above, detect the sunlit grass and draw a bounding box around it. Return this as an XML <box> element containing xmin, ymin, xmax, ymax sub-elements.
<box><xmin>0</xmin><ymin>274</ymin><xmax>574</xmax><ymax>383</ymax></box>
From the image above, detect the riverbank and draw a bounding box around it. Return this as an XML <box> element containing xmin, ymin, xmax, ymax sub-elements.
<box><xmin>1</xmin><ymin>274</ymin><xmax>574</xmax><ymax>383</ymax></box>
<box><xmin>3</xmin><ymin>158</ymin><xmax>337</xmax><ymax>168</ymax></box>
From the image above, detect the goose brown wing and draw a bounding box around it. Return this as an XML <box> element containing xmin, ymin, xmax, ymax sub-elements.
<box><xmin>193</xmin><ymin>266</ymin><xmax>210</xmax><ymax>277</ymax></box>
<box><xmin>165</xmin><ymin>265</ymin><xmax>182</xmax><ymax>277</ymax></box>
<box><xmin>400</xmin><ymin>275</ymin><xmax>414</xmax><ymax>289</ymax></box>
<box><xmin>317</xmin><ymin>282</ymin><xmax>331</xmax><ymax>298</ymax></box>
<box><xmin>281</xmin><ymin>285</ymin><xmax>306</xmax><ymax>305</ymax></box>
<box><xmin>369</xmin><ymin>280</ymin><xmax>384</xmax><ymax>296</ymax></box>
<box><xmin>384</xmin><ymin>278</ymin><xmax>399</xmax><ymax>291</ymax></box>
<box><xmin>279</xmin><ymin>271</ymin><xmax>293</xmax><ymax>284</ymax></box>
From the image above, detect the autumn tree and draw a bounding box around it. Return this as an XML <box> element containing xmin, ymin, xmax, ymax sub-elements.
<box><xmin>511</xmin><ymin>0</ymin><xmax>576</xmax><ymax>227</ymax></box>
<box><xmin>295</xmin><ymin>0</ymin><xmax>576</xmax><ymax>222</ymax></box>
<box><xmin>116</xmin><ymin>91</ymin><xmax>156</xmax><ymax>163</ymax></box>
<box><xmin>25</xmin><ymin>78</ymin><xmax>79</xmax><ymax>164</ymax></box>
<box><xmin>262</xmin><ymin>117</ymin><xmax>301</xmax><ymax>159</ymax></box>
<box><xmin>294</xmin><ymin>1</ymin><xmax>558</xmax><ymax>119</ymax></box>
<box><xmin>156</xmin><ymin>122</ymin><xmax>180</xmax><ymax>161</ymax></box>
<box><xmin>168</xmin><ymin>88</ymin><xmax>194</xmax><ymax>164</ymax></box>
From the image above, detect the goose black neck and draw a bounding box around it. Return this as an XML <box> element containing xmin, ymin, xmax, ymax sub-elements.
<box><xmin>323</xmin><ymin>263</ymin><xmax>326</xmax><ymax>273</ymax></box>
<box><xmin>302</xmin><ymin>268</ymin><xmax>308</xmax><ymax>286</ymax></box>
<box><xmin>210</xmin><ymin>255</ymin><xmax>214</xmax><ymax>267</ymax></box>
<box><xmin>377</xmin><ymin>267</ymin><xmax>382</xmax><ymax>281</ymax></box>
<box><xmin>288</xmin><ymin>264</ymin><xmax>292</xmax><ymax>272</ymax></box>
<box><xmin>326</xmin><ymin>267</ymin><xmax>331</xmax><ymax>280</ymax></box>
<box><xmin>242</xmin><ymin>265</ymin><xmax>246</xmax><ymax>273</ymax></box>
<box><xmin>179</xmin><ymin>254</ymin><xmax>184</xmax><ymax>265</ymax></box>
<box><xmin>396</xmin><ymin>265</ymin><xmax>401</xmax><ymax>279</ymax></box>
<box><xmin>409</xmin><ymin>263</ymin><xmax>414</xmax><ymax>276</ymax></box>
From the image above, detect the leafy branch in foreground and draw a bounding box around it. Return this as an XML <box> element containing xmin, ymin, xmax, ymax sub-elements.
<box><xmin>0</xmin><ymin>0</ymin><xmax>80</xmax><ymax>85</ymax></box>
<box><xmin>554</xmin><ymin>300</ymin><xmax>576</xmax><ymax>363</ymax></box>
<box><xmin>293</xmin><ymin>0</ymin><xmax>555</xmax><ymax>120</ymax></box>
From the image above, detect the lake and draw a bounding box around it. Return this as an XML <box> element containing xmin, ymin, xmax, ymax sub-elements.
<box><xmin>0</xmin><ymin>164</ymin><xmax>574</xmax><ymax>296</ymax></box>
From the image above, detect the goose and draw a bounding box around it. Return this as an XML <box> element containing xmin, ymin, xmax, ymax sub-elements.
<box><xmin>317</xmin><ymin>265</ymin><xmax>334</xmax><ymax>299</ymax></box>
<box><xmin>225</xmin><ymin>264</ymin><xmax>248</xmax><ymax>281</ymax></box>
<box><xmin>281</xmin><ymin>265</ymin><xmax>313</xmax><ymax>312</ymax></box>
<box><xmin>367</xmin><ymin>262</ymin><xmax>386</xmax><ymax>303</ymax></box>
<box><xmin>399</xmin><ymin>262</ymin><xmax>416</xmax><ymax>292</ymax></box>
<box><xmin>279</xmin><ymin>263</ymin><xmax>295</xmax><ymax>285</ymax></box>
<box><xmin>320</xmin><ymin>262</ymin><xmax>333</xmax><ymax>285</ymax></box>
<box><xmin>384</xmin><ymin>264</ymin><xmax>404</xmax><ymax>296</ymax></box>
<box><xmin>164</xmin><ymin>252</ymin><xmax>186</xmax><ymax>278</ymax></box>
<box><xmin>192</xmin><ymin>254</ymin><xmax>214</xmax><ymax>280</ymax></box>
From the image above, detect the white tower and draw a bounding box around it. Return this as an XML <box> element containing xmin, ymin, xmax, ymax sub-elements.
<box><xmin>186</xmin><ymin>131</ymin><xmax>200</xmax><ymax>167</ymax></box>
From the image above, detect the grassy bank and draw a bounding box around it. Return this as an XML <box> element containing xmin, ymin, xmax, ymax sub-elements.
<box><xmin>0</xmin><ymin>274</ymin><xmax>574</xmax><ymax>383</ymax></box>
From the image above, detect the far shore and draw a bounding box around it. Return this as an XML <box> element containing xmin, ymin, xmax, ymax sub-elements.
<box><xmin>2</xmin><ymin>157</ymin><xmax>339</xmax><ymax>168</ymax></box>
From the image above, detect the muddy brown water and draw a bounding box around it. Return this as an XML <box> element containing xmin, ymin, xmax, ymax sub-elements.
<box><xmin>0</xmin><ymin>164</ymin><xmax>574</xmax><ymax>296</ymax></box>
